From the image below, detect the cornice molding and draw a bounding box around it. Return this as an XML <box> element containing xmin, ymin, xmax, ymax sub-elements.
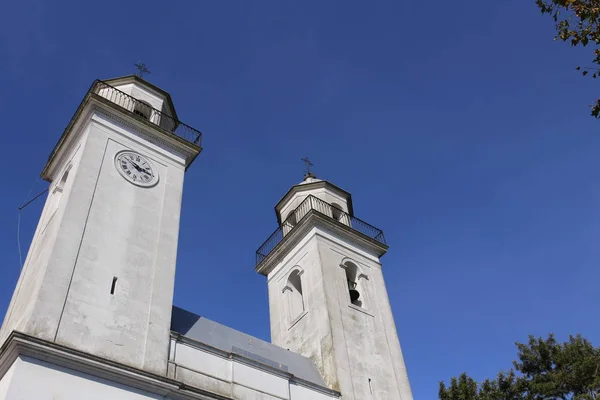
<box><xmin>42</xmin><ymin>93</ymin><xmax>201</xmax><ymax>181</ymax></box>
<box><xmin>255</xmin><ymin>211</ymin><xmax>388</xmax><ymax>276</ymax></box>
<box><xmin>42</xmin><ymin>107</ymin><xmax>92</xmax><ymax>182</ymax></box>
<box><xmin>92</xmin><ymin>102</ymin><xmax>196</xmax><ymax>161</ymax></box>
<box><xmin>169</xmin><ymin>333</ymin><xmax>339</xmax><ymax>398</ymax></box>
<box><xmin>0</xmin><ymin>331</ymin><xmax>230</xmax><ymax>400</ymax></box>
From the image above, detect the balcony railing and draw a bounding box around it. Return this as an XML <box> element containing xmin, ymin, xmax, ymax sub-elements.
<box><xmin>256</xmin><ymin>195</ymin><xmax>386</xmax><ymax>266</ymax></box>
<box><xmin>93</xmin><ymin>80</ymin><xmax>202</xmax><ymax>146</ymax></box>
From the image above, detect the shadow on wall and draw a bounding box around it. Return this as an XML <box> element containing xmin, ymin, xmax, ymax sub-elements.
<box><xmin>170</xmin><ymin>306</ymin><xmax>200</xmax><ymax>336</ymax></box>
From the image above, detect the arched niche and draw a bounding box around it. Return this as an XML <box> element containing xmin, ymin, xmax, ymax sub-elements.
<box><xmin>340</xmin><ymin>259</ymin><xmax>369</xmax><ymax>309</ymax></box>
<box><xmin>282</xmin><ymin>268</ymin><xmax>305</xmax><ymax>325</ymax></box>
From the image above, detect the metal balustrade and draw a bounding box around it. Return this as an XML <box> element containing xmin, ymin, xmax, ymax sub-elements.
<box><xmin>94</xmin><ymin>80</ymin><xmax>202</xmax><ymax>146</ymax></box>
<box><xmin>256</xmin><ymin>195</ymin><xmax>386</xmax><ymax>266</ymax></box>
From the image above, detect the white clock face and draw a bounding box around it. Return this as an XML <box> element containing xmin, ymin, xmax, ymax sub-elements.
<box><xmin>115</xmin><ymin>151</ymin><xmax>158</xmax><ymax>187</ymax></box>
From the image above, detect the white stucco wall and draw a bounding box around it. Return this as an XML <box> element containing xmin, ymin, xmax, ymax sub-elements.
<box><xmin>168</xmin><ymin>339</ymin><xmax>338</xmax><ymax>400</ymax></box>
<box><xmin>0</xmin><ymin>340</ymin><xmax>337</xmax><ymax>400</ymax></box>
<box><xmin>266</xmin><ymin>226</ymin><xmax>413</xmax><ymax>400</ymax></box>
<box><xmin>0</xmin><ymin>125</ymin><xmax>90</xmax><ymax>346</ymax></box>
<box><xmin>1</xmin><ymin>105</ymin><xmax>190</xmax><ymax>376</ymax></box>
<box><xmin>267</xmin><ymin>234</ymin><xmax>339</xmax><ymax>392</ymax></box>
<box><xmin>290</xmin><ymin>383</ymin><xmax>336</xmax><ymax>400</ymax></box>
<box><xmin>51</xmin><ymin>112</ymin><xmax>185</xmax><ymax>374</ymax></box>
<box><xmin>0</xmin><ymin>361</ymin><xmax>16</xmax><ymax>399</ymax></box>
<box><xmin>0</xmin><ymin>356</ymin><xmax>161</xmax><ymax>400</ymax></box>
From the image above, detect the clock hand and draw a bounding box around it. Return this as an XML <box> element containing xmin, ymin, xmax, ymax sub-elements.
<box><xmin>127</xmin><ymin>158</ymin><xmax>152</xmax><ymax>176</ymax></box>
<box><xmin>133</xmin><ymin>162</ymin><xmax>152</xmax><ymax>175</ymax></box>
<box><xmin>129</xmin><ymin>160</ymin><xmax>144</xmax><ymax>172</ymax></box>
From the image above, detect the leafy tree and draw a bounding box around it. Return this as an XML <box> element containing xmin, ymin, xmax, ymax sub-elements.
<box><xmin>439</xmin><ymin>334</ymin><xmax>600</xmax><ymax>400</ymax></box>
<box><xmin>439</xmin><ymin>371</ymin><xmax>525</xmax><ymax>400</ymax></box>
<box><xmin>535</xmin><ymin>0</ymin><xmax>600</xmax><ymax>117</ymax></box>
<box><xmin>439</xmin><ymin>373</ymin><xmax>478</xmax><ymax>400</ymax></box>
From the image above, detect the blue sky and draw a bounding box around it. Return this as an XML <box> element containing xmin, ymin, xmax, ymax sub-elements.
<box><xmin>1</xmin><ymin>1</ymin><xmax>599</xmax><ymax>398</ymax></box>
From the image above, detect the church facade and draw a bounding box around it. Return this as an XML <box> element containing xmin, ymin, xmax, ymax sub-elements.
<box><xmin>0</xmin><ymin>76</ymin><xmax>413</xmax><ymax>400</ymax></box>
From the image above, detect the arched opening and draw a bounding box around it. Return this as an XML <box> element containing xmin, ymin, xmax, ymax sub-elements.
<box><xmin>42</xmin><ymin>166</ymin><xmax>71</xmax><ymax>233</ymax></box>
<box><xmin>286</xmin><ymin>211</ymin><xmax>297</xmax><ymax>227</ymax></box>
<box><xmin>343</xmin><ymin>261</ymin><xmax>365</xmax><ymax>308</ymax></box>
<box><xmin>331</xmin><ymin>202</ymin><xmax>343</xmax><ymax>221</ymax></box>
<box><xmin>57</xmin><ymin>169</ymin><xmax>69</xmax><ymax>192</ymax></box>
<box><xmin>133</xmin><ymin>101</ymin><xmax>152</xmax><ymax>120</ymax></box>
<box><xmin>286</xmin><ymin>270</ymin><xmax>305</xmax><ymax>323</ymax></box>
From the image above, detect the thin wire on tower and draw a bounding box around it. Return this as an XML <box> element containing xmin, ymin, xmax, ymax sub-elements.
<box><xmin>16</xmin><ymin>177</ymin><xmax>47</xmax><ymax>269</ymax></box>
<box><xmin>17</xmin><ymin>213</ymin><xmax>23</xmax><ymax>268</ymax></box>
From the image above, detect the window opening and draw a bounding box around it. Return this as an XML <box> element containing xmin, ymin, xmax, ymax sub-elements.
<box><xmin>331</xmin><ymin>203</ymin><xmax>343</xmax><ymax>221</ymax></box>
<box><xmin>283</xmin><ymin>210</ymin><xmax>298</xmax><ymax>235</ymax></box>
<box><xmin>133</xmin><ymin>101</ymin><xmax>152</xmax><ymax>120</ymax></box>
<box><xmin>286</xmin><ymin>211</ymin><xmax>297</xmax><ymax>227</ymax></box>
<box><xmin>344</xmin><ymin>262</ymin><xmax>363</xmax><ymax>307</ymax></box>
<box><xmin>41</xmin><ymin>166</ymin><xmax>71</xmax><ymax>233</ymax></box>
<box><xmin>286</xmin><ymin>270</ymin><xmax>304</xmax><ymax>322</ymax></box>
<box><xmin>110</xmin><ymin>277</ymin><xmax>118</xmax><ymax>295</ymax></box>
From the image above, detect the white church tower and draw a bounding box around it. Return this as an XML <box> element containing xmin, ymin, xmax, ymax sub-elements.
<box><xmin>255</xmin><ymin>172</ymin><xmax>414</xmax><ymax>400</ymax></box>
<box><xmin>0</xmin><ymin>75</ymin><xmax>202</xmax><ymax>376</ymax></box>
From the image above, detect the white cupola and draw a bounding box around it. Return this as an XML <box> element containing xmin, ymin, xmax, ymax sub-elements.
<box><xmin>275</xmin><ymin>173</ymin><xmax>354</xmax><ymax>234</ymax></box>
<box><xmin>99</xmin><ymin>75</ymin><xmax>178</xmax><ymax>121</ymax></box>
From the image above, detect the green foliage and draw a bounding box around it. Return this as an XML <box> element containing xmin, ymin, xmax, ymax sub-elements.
<box><xmin>535</xmin><ymin>0</ymin><xmax>600</xmax><ymax>117</ymax></box>
<box><xmin>439</xmin><ymin>334</ymin><xmax>600</xmax><ymax>400</ymax></box>
<box><xmin>439</xmin><ymin>371</ymin><xmax>525</xmax><ymax>400</ymax></box>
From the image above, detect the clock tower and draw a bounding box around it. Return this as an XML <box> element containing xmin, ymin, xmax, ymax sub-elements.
<box><xmin>0</xmin><ymin>76</ymin><xmax>202</xmax><ymax>376</ymax></box>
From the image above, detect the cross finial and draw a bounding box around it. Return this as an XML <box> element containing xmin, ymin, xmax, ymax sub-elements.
<box><xmin>134</xmin><ymin>61</ymin><xmax>151</xmax><ymax>78</ymax></box>
<box><xmin>301</xmin><ymin>157</ymin><xmax>316</xmax><ymax>179</ymax></box>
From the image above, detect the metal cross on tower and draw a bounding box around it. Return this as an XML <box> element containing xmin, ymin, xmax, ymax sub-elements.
<box><xmin>134</xmin><ymin>62</ymin><xmax>151</xmax><ymax>78</ymax></box>
<box><xmin>301</xmin><ymin>157</ymin><xmax>316</xmax><ymax>179</ymax></box>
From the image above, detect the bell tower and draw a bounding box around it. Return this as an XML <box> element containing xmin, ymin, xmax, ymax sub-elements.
<box><xmin>0</xmin><ymin>76</ymin><xmax>202</xmax><ymax>376</ymax></box>
<box><xmin>255</xmin><ymin>174</ymin><xmax>413</xmax><ymax>400</ymax></box>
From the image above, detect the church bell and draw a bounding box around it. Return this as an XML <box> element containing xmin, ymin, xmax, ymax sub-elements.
<box><xmin>348</xmin><ymin>280</ymin><xmax>360</xmax><ymax>302</ymax></box>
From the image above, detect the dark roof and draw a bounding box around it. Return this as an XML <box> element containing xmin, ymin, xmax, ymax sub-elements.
<box><xmin>170</xmin><ymin>306</ymin><xmax>326</xmax><ymax>388</ymax></box>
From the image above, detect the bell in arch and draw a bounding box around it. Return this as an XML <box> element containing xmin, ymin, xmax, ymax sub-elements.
<box><xmin>348</xmin><ymin>280</ymin><xmax>360</xmax><ymax>303</ymax></box>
